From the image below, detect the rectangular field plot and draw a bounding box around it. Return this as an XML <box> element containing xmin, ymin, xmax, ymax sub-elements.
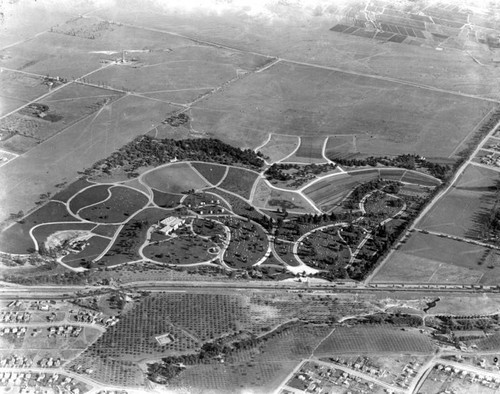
<box><xmin>285</xmin><ymin>136</ymin><xmax>327</xmax><ymax>163</ymax></box>
<box><xmin>90</xmin><ymin>45</ymin><xmax>270</xmax><ymax>104</ymax></box>
<box><xmin>93</xmin><ymin>7</ymin><xmax>500</xmax><ymax>101</ymax></box>
<box><xmin>0</xmin><ymin>95</ymin><xmax>177</xmax><ymax>224</ymax></box>
<box><xmin>418</xmin><ymin>164</ymin><xmax>500</xmax><ymax>239</ymax></box>
<box><xmin>314</xmin><ymin>326</ymin><xmax>434</xmax><ymax>355</ymax></box>
<box><xmin>0</xmin><ymin>70</ymin><xmax>50</xmax><ymax>116</ymax></box>
<box><xmin>257</xmin><ymin>134</ymin><xmax>300</xmax><ymax>164</ymax></box>
<box><xmin>0</xmin><ymin>83</ymin><xmax>123</xmax><ymax>151</ymax></box>
<box><xmin>372</xmin><ymin>232</ymin><xmax>488</xmax><ymax>284</ymax></box>
<box><xmin>218</xmin><ymin>167</ymin><xmax>259</xmax><ymax>200</ymax></box>
<box><xmin>186</xmin><ymin>61</ymin><xmax>495</xmax><ymax>155</ymax></box>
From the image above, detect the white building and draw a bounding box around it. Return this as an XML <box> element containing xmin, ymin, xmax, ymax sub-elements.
<box><xmin>159</xmin><ymin>217</ymin><xmax>185</xmax><ymax>235</ymax></box>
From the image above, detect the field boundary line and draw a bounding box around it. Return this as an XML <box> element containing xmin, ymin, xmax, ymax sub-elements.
<box><xmin>254</xmin><ymin>132</ymin><xmax>272</xmax><ymax>152</ymax></box>
<box><xmin>322</xmin><ymin>136</ymin><xmax>335</xmax><ymax>164</ymax></box>
<box><xmin>75</xmin><ymin>186</ymin><xmax>113</xmax><ymax>216</ymax></box>
<box><xmin>448</xmin><ymin>106</ymin><xmax>498</xmax><ymax>158</ymax></box>
<box><xmin>89</xmin><ymin>15</ymin><xmax>500</xmax><ymax>104</ymax></box>
<box><xmin>277</xmin><ymin>136</ymin><xmax>301</xmax><ymax>163</ymax></box>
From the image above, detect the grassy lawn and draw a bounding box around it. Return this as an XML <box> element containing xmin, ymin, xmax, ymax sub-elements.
<box><xmin>79</xmin><ymin>186</ymin><xmax>149</xmax><ymax>223</ymax></box>
<box><xmin>191</xmin><ymin>162</ymin><xmax>227</xmax><ymax>185</ymax></box>
<box><xmin>218</xmin><ymin>167</ymin><xmax>259</xmax><ymax>200</ymax></box>
<box><xmin>143</xmin><ymin>162</ymin><xmax>210</xmax><ymax>194</ymax></box>
<box><xmin>69</xmin><ymin>184</ymin><xmax>111</xmax><ymax>214</ymax></box>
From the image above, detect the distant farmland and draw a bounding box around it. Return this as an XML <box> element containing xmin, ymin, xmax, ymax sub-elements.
<box><xmin>418</xmin><ymin>164</ymin><xmax>500</xmax><ymax>239</ymax></box>
<box><xmin>187</xmin><ymin>61</ymin><xmax>495</xmax><ymax>154</ymax></box>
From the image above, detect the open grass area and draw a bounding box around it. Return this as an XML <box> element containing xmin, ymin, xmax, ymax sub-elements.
<box><xmin>285</xmin><ymin>136</ymin><xmax>327</xmax><ymax>163</ymax></box>
<box><xmin>418</xmin><ymin>164</ymin><xmax>500</xmax><ymax>239</ymax></box>
<box><xmin>89</xmin><ymin>45</ymin><xmax>270</xmax><ymax>104</ymax></box>
<box><xmin>372</xmin><ymin>232</ymin><xmax>491</xmax><ymax>284</ymax></box>
<box><xmin>258</xmin><ymin>134</ymin><xmax>300</xmax><ymax>164</ymax></box>
<box><xmin>0</xmin><ymin>201</ymin><xmax>74</xmax><ymax>254</ymax></box>
<box><xmin>91</xmin><ymin>224</ymin><xmax>120</xmax><ymax>238</ymax></box>
<box><xmin>218</xmin><ymin>167</ymin><xmax>259</xmax><ymax>200</ymax></box>
<box><xmin>68</xmin><ymin>184</ymin><xmax>111</xmax><ymax>214</ymax></box>
<box><xmin>152</xmin><ymin>189</ymin><xmax>183</xmax><ymax>208</ymax></box>
<box><xmin>314</xmin><ymin>326</ymin><xmax>434</xmax><ymax>355</ymax></box>
<box><xmin>0</xmin><ymin>70</ymin><xmax>50</xmax><ymax>115</ymax></box>
<box><xmin>325</xmin><ymin>135</ymin><xmax>358</xmax><ymax>160</ymax></box>
<box><xmin>191</xmin><ymin>162</ymin><xmax>227</xmax><ymax>185</ymax></box>
<box><xmin>51</xmin><ymin>178</ymin><xmax>93</xmax><ymax>203</ymax></box>
<box><xmin>143</xmin><ymin>163</ymin><xmax>210</xmax><ymax>194</ymax></box>
<box><xmin>181</xmin><ymin>60</ymin><xmax>495</xmax><ymax>154</ymax></box>
<box><xmin>79</xmin><ymin>186</ymin><xmax>149</xmax><ymax>224</ymax></box>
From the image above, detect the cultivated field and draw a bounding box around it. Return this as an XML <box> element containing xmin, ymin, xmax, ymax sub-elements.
<box><xmin>0</xmin><ymin>83</ymin><xmax>123</xmax><ymax>153</ymax></box>
<box><xmin>89</xmin><ymin>45</ymin><xmax>270</xmax><ymax>104</ymax></box>
<box><xmin>93</xmin><ymin>6</ymin><xmax>500</xmax><ymax>100</ymax></box>
<box><xmin>258</xmin><ymin>134</ymin><xmax>300</xmax><ymax>164</ymax></box>
<box><xmin>182</xmin><ymin>61</ymin><xmax>495</xmax><ymax>154</ymax></box>
<box><xmin>418</xmin><ymin>164</ymin><xmax>500</xmax><ymax>239</ymax></box>
<box><xmin>314</xmin><ymin>326</ymin><xmax>434</xmax><ymax>355</ymax></box>
<box><xmin>285</xmin><ymin>136</ymin><xmax>327</xmax><ymax>163</ymax></box>
<box><xmin>372</xmin><ymin>232</ymin><xmax>489</xmax><ymax>284</ymax></box>
<box><xmin>218</xmin><ymin>167</ymin><xmax>259</xmax><ymax>200</ymax></box>
<box><xmin>143</xmin><ymin>163</ymin><xmax>210</xmax><ymax>194</ymax></box>
<box><xmin>325</xmin><ymin>135</ymin><xmax>358</xmax><ymax>160</ymax></box>
<box><xmin>304</xmin><ymin>170</ymin><xmax>380</xmax><ymax>212</ymax></box>
<box><xmin>0</xmin><ymin>70</ymin><xmax>50</xmax><ymax>116</ymax></box>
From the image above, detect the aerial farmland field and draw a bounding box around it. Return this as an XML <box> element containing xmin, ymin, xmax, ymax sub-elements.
<box><xmin>89</xmin><ymin>45</ymin><xmax>271</xmax><ymax>104</ymax></box>
<box><xmin>372</xmin><ymin>232</ymin><xmax>489</xmax><ymax>284</ymax></box>
<box><xmin>285</xmin><ymin>136</ymin><xmax>328</xmax><ymax>164</ymax></box>
<box><xmin>0</xmin><ymin>70</ymin><xmax>50</xmax><ymax>117</ymax></box>
<box><xmin>94</xmin><ymin>6</ymin><xmax>500</xmax><ymax>100</ymax></box>
<box><xmin>314</xmin><ymin>326</ymin><xmax>434</xmax><ymax>355</ymax></box>
<box><xmin>257</xmin><ymin>134</ymin><xmax>300</xmax><ymax>163</ymax></box>
<box><xmin>4</xmin><ymin>2</ymin><xmax>500</xmax><ymax>393</ymax></box>
<box><xmin>177</xmin><ymin>59</ymin><xmax>495</xmax><ymax>155</ymax></box>
<box><xmin>418</xmin><ymin>164</ymin><xmax>500</xmax><ymax>239</ymax></box>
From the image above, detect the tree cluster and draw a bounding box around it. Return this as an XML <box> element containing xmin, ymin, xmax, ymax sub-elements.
<box><xmin>87</xmin><ymin>136</ymin><xmax>264</xmax><ymax>176</ymax></box>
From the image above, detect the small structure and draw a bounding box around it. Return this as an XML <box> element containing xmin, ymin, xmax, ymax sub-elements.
<box><xmin>155</xmin><ymin>332</ymin><xmax>175</xmax><ymax>345</ymax></box>
<box><xmin>159</xmin><ymin>217</ymin><xmax>185</xmax><ymax>235</ymax></box>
